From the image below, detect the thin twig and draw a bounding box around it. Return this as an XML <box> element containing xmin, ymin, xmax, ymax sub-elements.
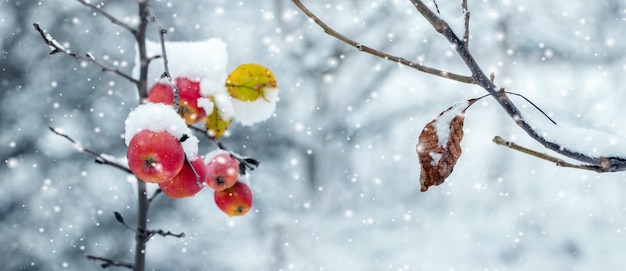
<box><xmin>75</xmin><ymin>0</ymin><xmax>136</xmax><ymax>34</ymax></box>
<box><xmin>114</xmin><ymin>212</ymin><xmax>139</xmax><ymax>234</ymax></box>
<box><xmin>148</xmin><ymin>189</ymin><xmax>162</xmax><ymax>204</ymax></box>
<box><xmin>184</xmin><ymin>155</ymin><xmax>203</xmax><ymax>188</ymax></box>
<box><xmin>291</xmin><ymin>0</ymin><xmax>474</xmax><ymax>84</ymax></box>
<box><xmin>492</xmin><ymin>136</ymin><xmax>603</xmax><ymax>172</ymax></box>
<box><xmin>85</xmin><ymin>255</ymin><xmax>134</xmax><ymax>269</ymax></box>
<box><xmin>461</xmin><ymin>0</ymin><xmax>470</xmax><ymax>46</ymax></box>
<box><xmin>48</xmin><ymin>127</ymin><xmax>132</xmax><ymax>174</ymax></box>
<box><xmin>146</xmin><ymin>229</ymin><xmax>186</xmax><ymax>239</ymax></box>
<box><xmin>148</xmin><ymin>9</ymin><xmax>181</xmax><ymax>110</ymax></box>
<box><xmin>189</xmin><ymin>125</ymin><xmax>227</xmax><ymax>150</ymax></box>
<box><xmin>432</xmin><ymin>0</ymin><xmax>441</xmax><ymax>14</ymax></box>
<box><xmin>33</xmin><ymin>23</ymin><xmax>140</xmax><ymax>86</ymax></box>
<box><xmin>501</xmin><ymin>90</ymin><xmax>557</xmax><ymax>125</ymax></box>
<box><xmin>187</xmin><ymin>125</ymin><xmax>260</xmax><ymax>174</ymax></box>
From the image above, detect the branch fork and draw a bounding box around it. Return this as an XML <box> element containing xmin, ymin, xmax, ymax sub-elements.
<box><xmin>292</xmin><ymin>0</ymin><xmax>626</xmax><ymax>173</ymax></box>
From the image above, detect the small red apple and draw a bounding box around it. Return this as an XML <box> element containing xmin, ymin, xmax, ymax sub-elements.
<box><xmin>159</xmin><ymin>156</ymin><xmax>207</xmax><ymax>198</ymax></box>
<box><xmin>214</xmin><ymin>181</ymin><xmax>253</xmax><ymax>216</ymax></box>
<box><xmin>205</xmin><ymin>153</ymin><xmax>239</xmax><ymax>191</ymax></box>
<box><xmin>127</xmin><ymin>129</ymin><xmax>185</xmax><ymax>183</ymax></box>
<box><xmin>147</xmin><ymin>77</ymin><xmax>206</xmax><ymax>124</ymax></box>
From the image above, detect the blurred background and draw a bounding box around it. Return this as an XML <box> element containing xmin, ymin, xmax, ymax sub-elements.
<box><xmin>2</xmin><ymin>0</ymin><xmax>626</xmax><ymax>270</ymax></box>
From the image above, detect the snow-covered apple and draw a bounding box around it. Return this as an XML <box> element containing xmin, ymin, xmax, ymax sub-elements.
<box><xmin>147</xmin><ymin>77</ymin><xmax>206</xmax><ymax>124</ymax></box>
<box><xmin>159</xmin><ymin>156</ymin><xmax>207</xmax><ymax>198</ymax></box>
<box><xmin>127</xmin><ymin>129</ymin><xmax>185</xmax><ymax>183</ymax></box>
<box><xmin>214</xmin><ymin>181</ymin><xmax>253</xmax><ymax>216</ymax></box>
<box><xmin>205</xmin><ymin>153</ymin><xmax>239</xmax><ymax>191</ymax></box>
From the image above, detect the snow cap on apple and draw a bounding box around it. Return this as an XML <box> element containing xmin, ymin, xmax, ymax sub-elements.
<box><xmin>124</xmin><ymin>103</ymin><xmax>199</xmax><ymax>160</ymax></box>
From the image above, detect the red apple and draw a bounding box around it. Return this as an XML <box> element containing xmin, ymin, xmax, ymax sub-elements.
<box><xmin>147</xmin><ymin>82</ymin><xmax>174</xmax><ymax>103</ymax></box>
<box><xmin>127</xmin><ymin>129</ymin><xmax>185</xmax><ymax>183</ymax></box>
<box><xmin>147</xmin><ymin>77</ymin><xmax>206</xmax><ymax>124</ymax></box>
<box><xmin>159</xmin><ymin>156</ymin><xmax>207</xmax><ymax>198</ymax></box>
<box><xmin>214</xmin><ymin>181</ymin><xmax>253</xmax><ymax>216</ymax></box>
<box><xmin>205</xmin><ymin>153</ymin><xmax>239</xmax><ymax>191</ymax></box>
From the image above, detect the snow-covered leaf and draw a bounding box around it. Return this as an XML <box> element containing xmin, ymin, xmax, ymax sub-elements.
<box><xmin>416</xmin><ymin>99</ymin><xmax>476</xmax><ymax>192</ymax></box>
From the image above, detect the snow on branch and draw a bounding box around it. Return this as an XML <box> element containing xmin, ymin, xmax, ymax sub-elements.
<box><xmin>292</xmin><ymin>0</ymin><xmax>626</xmax><ymax>173</ymax></box>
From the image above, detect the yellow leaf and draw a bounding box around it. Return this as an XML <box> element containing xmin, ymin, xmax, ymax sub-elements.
<box><xmin>205</xmin><ymin>100</ymin><xmax>232</xmax><ymax>139</ymax></box>
<box><xmin>226</xmin><ymin>63</ymin><xmax>277</xmax><ymax>102</ymax></box>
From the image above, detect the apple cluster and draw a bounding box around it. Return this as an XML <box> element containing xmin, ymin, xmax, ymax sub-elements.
<box><xmin>124</xmin><ymin>102</ymin><xmax>253</xmax><ymax>216</ymax></box>
<box><xmin>122</xmin><ymin>40</ymin><xmax>274</xmax><ymax>217</ymax></box>
<box><xmin>205</xmin><ymin>150</ymin><xmax>253</xmax><ymax>216</ymax></box>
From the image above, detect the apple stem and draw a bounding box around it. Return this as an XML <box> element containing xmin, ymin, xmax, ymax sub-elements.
<box><xmin>185</xmin><ymin>156</ymin><xmax>203</xmax><ymax>188</ymax></box>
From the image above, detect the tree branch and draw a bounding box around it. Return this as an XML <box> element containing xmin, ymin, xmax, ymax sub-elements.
<box><xmin>291</xmin><ymin>0</ymin><xmax>474</xmax><ymax>84</ymax></box>
<box><xmin>145</xmin><ymin>229</ymin><xmax>185</xmax><ymax>239</ymax></box>
<box><xmin>492</xmin><ymin>136</ymin><xmax>604</xmax><ymax>172</ymax></box>
<box><xmin>33</xmin><ymin>23</ymin><xmax>140</xmax><ymax>86</ymax></box>
<box><xmin>74</xmin><ymin>0</ymin><xmax>136</xmax><ymax>34</ymax></box>
<box><xmin>148</xmin><ymin>9</ymin><xmax>181</xmax><ymax>110</ymax></box>
<box><xmin>86</xmin><ymin>255</ymin><xmax>134</xmax><ymax>269</ymax></box>
<box><xmin>48</xmin><ymin>127</ymin><xmax>132</xmax><ymax>174</ymax></box>
<box><xmin>461</xmin><ymin>0</ymin><xmax>470</xmax><ymax>46</ymax></box>
<box><xmin>188</xmin><ymin>125</ymin><xmax>260</xmax><ymax>174</ymax></box>
<box><xmin>291</xmin><ymin>0</ymin><xmax>626</xmax><ymax>172</ymax></box>
<box><xmin>408</xmin><ymin>0</ymin><xmax>626</xmax><ymax>171</ymax></box>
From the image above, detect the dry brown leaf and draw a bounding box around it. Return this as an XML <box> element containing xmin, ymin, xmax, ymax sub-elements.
<box><xmin>416</xmin><ymin>99</ymin><xmax>476</xmax><ymax>192</ymax></box>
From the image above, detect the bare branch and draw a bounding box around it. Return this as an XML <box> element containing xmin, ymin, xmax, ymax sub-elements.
<box><xmin>291</xmin><ymin>0</ymin><xmax>626</xmax><ymax>171</ymax></box>
<box><xmin>189</xmin><ymin>125</ymin><xmax>227</xmax><ymax>150</ymax></box>
<box><xmin>75</xmin><ymin>0</ymin><xmax>136</xmax><ymax>34</ymax></box>
<box><xmin>33</xmin><ymin>23</ymin><xmax>140</xmax><ymax>86</ymax></box>
<box><xmin>148</xmin><ymin>9</ymin><xmax>181</xmax><ymax>110</ymax></box>
<box><xmin>85</xmin><ymin>255</ymin><xmax>134</xmax><ymax>269</ymax></box>
<box><xmin>291</xmin><ymin>0</ymin><xmax>474</xmax><ymax>84</ymax></box>
<box><xmin>462</xmin><ymin>0</ymin><xmax>470</xmax><ymax>46</ymax></box>
<box><xmin>48</xmin><ymin>127</ymin><xmax>132</xmax><ymax>174</ymax></box>
<box><xmin>492</xmin><ymin>136</ymin><xmax>603</xmax><ymax>172</ymax></box>
<box><xmin>407</xmin><ymin>0</ymin><xmax>626</xmax><ymax>171</ymax></box>
<box><xmin>146</xmin><ymin>229</ymin><xmax>185</xmax><ymax>239</ymax></box>
<box><xmin>148</xmin><ymin>189</ymin><xmax>162</xmax><ymax>203</ymax></box>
